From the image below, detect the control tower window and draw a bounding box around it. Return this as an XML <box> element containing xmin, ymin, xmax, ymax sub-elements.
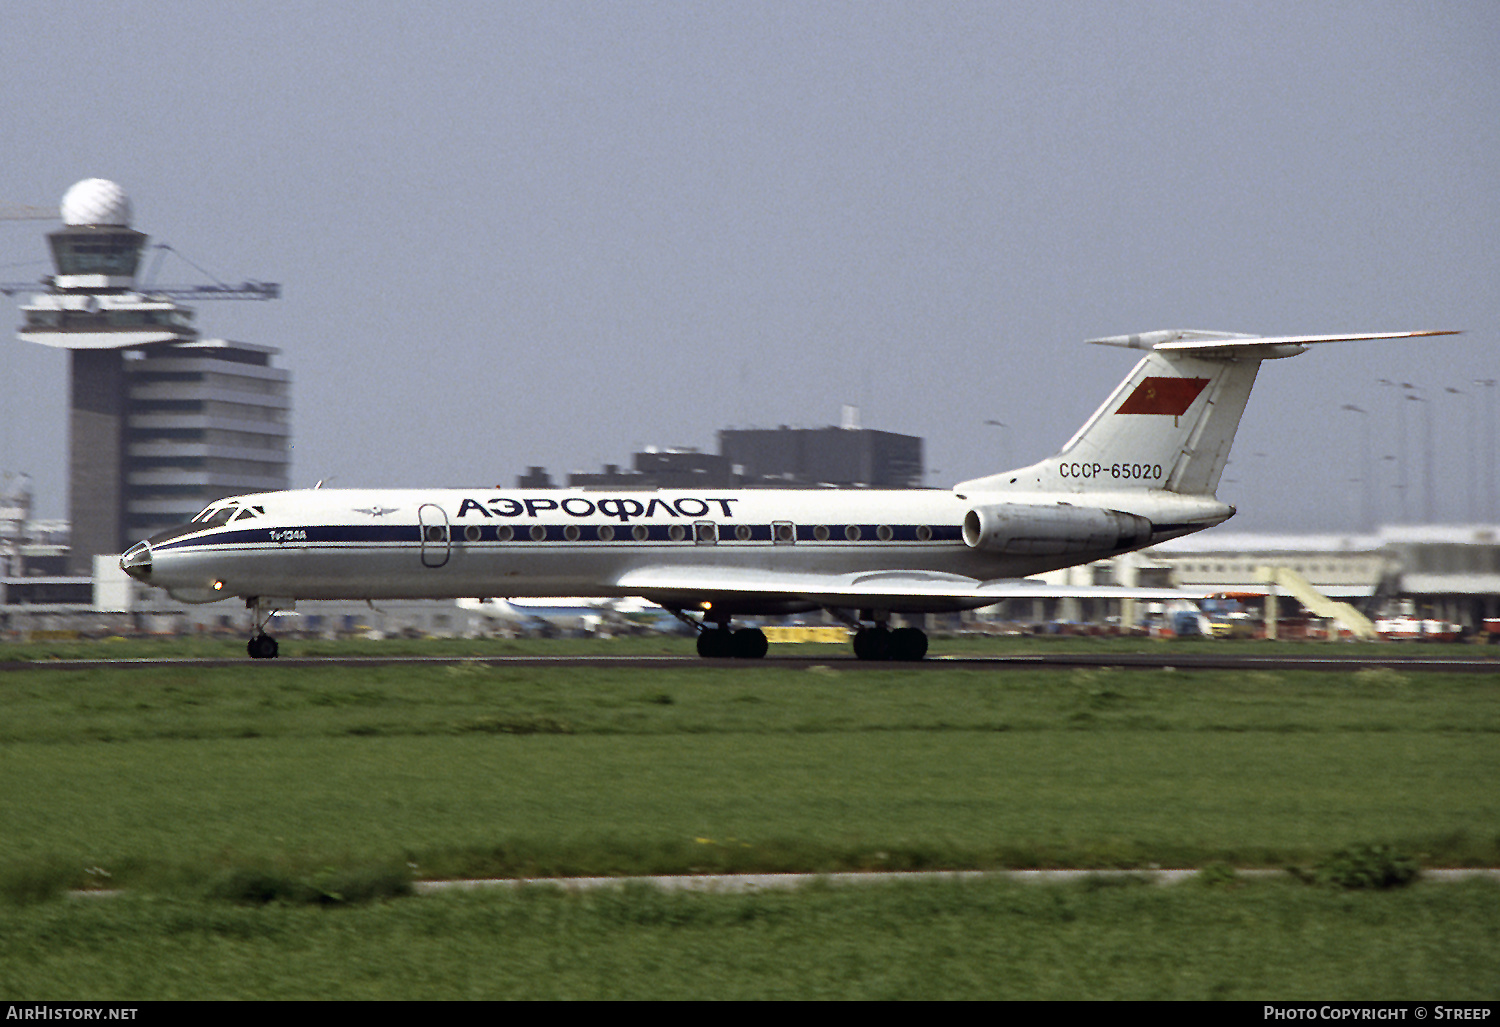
<box><xmin>53</xmin><ymin>239</ymin><xmax>142</xmax><ymax>276</ymax></box>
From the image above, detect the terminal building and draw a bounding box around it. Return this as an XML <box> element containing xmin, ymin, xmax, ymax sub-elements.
<box><xmin>13</xmin><ymin>179</ymin><xmax>290</xmax><ymax>573</ymax></box>
<box><xmin>1148</xmin><ymin>524</ymin><xmax>1500</xmax><ymax>629</ymax></box>
<box><xmin>546</xmin><ymin>408</ymin><xmax>925</xmax><ymax>491</ymax></box>
<box><xmin>718</xmin><ymin>424</ymin><xmax>923</xmax><ymax>489</ymax></box>
<box><xmin>998</xmin><ymin>523</ymin><xmax>1500</xmax><ymax>636</ymax></box>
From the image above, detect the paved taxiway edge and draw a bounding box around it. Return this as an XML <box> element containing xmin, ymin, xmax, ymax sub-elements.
<box><xmin>64</xmin><ymin>869</ymin><xmax>1500</xmax><ymax>900</ymax></box>
<box><xmin>412</xmin><ymin>868</ymin><xmax>1500</xmax><ymax>895</ymax></box>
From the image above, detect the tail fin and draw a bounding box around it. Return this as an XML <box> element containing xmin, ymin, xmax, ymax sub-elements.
<box><xmin>958</xmin><ymin>329</ymin><xmax>1457</xmax><ymax>497</ymax></box>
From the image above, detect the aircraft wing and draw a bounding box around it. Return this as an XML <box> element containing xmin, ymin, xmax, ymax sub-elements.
<box><xmin>612</xmin><ymin>564</ymin><xmax>1204</xmax><ymax>613</ymax></box>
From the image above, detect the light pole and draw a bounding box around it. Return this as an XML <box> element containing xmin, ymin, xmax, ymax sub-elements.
<box><xmin>1340</xmin><ymin>404</ymin><xmax>1371</xmax><ymax>530</ymax></box>
<box><xmin>983</xmin><ymin>420</ymin><xmax>1008</xmax><ymax>473</ymax></box>
<box><xmin>1445</xmin><ymin>386</ymin><xmax>1473</xmax><ymax>522</ymax></box>
<box><xmin>1378</xmin><ymin>379</ymin><xmax>1415</xmax><ymax>522</ymax></box>
<box><xmin>1405</xmin><ymin>390</ymin><xmax>1433</xmax><ymax>523</ymax></box>
<box><xmin>1477</xmin><ymin>379</ymin><xmax>1498</xmax><ymax>522</ymax></box>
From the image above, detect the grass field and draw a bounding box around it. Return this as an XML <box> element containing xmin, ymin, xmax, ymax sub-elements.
<box><xmin>3</xmin><ymin>878</ymin><xmax>1496</xmax><ymax>1000</ymax></box>
<box><xmin>1</xmin><ymin>637</ymin><xmax>1496</xmax><ymax>998</ymax></box>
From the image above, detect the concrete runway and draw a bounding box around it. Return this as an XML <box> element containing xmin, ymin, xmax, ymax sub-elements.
<box><xmin>5</xmin><ymin>651</ymin><xmax>1499</xmax><ymax>673</ymax></box>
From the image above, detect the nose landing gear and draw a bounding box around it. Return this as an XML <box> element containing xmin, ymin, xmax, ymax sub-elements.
<box><xmin>245</xmin><ymin>597</ymin><xmax>290</xmax><ymax>659</ymax></box>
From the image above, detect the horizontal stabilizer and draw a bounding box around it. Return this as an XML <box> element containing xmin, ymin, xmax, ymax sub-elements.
<box><xmin>1089</xmin><ymin>329</ymin><xmax>1459</xmax><ymax>360</ymax></box>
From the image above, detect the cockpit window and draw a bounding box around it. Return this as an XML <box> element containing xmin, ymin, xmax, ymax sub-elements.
<box><xmin>194</xmin><ymin>505</ymin><xmax>238</xmax><ymax>528</ymax></box>
<box><xmin>187</xmin><ymin>501</ymin><xmax>260</xmax><ymax>528</ymax></box>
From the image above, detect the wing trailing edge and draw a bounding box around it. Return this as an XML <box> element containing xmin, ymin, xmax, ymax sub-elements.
<box><xmin>613</xmin><ymin>564</ymin><xmax>1205</xmax><ymax>614</ymax></box>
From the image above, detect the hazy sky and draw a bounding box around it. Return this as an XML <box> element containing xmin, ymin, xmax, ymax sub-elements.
<box><xmin>2</xmin><ymin>1</ymin><xmax>1495</xmax><ymax>533</ymax></box>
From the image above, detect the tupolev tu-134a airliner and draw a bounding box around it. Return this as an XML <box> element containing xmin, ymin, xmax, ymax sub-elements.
<box><xmin>120</xmin><ymin>329</ymin><xmax>1456</xmax><ymax>660</ymax></box>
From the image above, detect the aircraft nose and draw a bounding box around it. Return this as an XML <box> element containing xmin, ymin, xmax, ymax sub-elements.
<box><xmin>120</xmin><ymin>541</ymin><xmax>153</xmax><ymax>582</ymax></box>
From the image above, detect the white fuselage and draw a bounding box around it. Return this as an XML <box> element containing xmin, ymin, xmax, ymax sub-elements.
<box><xmin>117</xmin><ymin>328</ymin><xmax>1450</xmax><ymax>659</ymax></box>
<box><xmin>126</xmin><ymin>484</ymin><xmax>1230</xmax><ymax>612</ymax></box>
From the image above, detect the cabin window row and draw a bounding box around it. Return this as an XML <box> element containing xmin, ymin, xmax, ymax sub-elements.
<box><xmin>434</xmin><ymin>523</ymin><xmax>942</xmax><ymax>544</ymax></box>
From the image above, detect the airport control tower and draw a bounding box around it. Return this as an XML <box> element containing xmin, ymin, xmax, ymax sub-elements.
<box><xmin>15</xmin><ymin>179</ymin><xmax>290</xmax><ymax>572</ymax></box>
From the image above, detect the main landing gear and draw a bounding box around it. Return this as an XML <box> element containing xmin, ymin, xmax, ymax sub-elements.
<box><xmin>671</xmin><ymin>606</ymin><xmax>928</xmax><ymax>661</ymax></box>
<box><xmin>695</xmin><ymin>625</ymin><xmax>770</xmax><ymax>659</ymax></box>
<box><xmin>851</xmin><ymin>624</ymin><xmax>929</xmax><ymax>662</ymax></box>
<box><xmin>666</xmin><ymin>607</ymin><xmax>769</xmax><ymax>659</ymax></box>
<box><xmin>668</xmin><ymin>607</ymin><xmax>770</xmax><ymax>659</ymax></box>
<box><xmin>246</xmin><ymin>597</ymin><xmax>283</xmax><ymax>659</ymax></box>
<box><xmin>832</xmin><ymin>607</ymin><xmax>929</xmax><ymax>661</ymax></box>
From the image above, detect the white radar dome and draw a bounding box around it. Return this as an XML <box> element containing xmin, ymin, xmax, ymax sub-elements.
<box><xmin>60</xmin><ymin>178</ymin><xmax>133</xmax><ymax>227</ymax></box>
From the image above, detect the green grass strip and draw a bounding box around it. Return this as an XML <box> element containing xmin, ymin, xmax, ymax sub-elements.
<box><xmin>1</xmin><ymin>878</ymin><xmax>1496</xmax><ymax>999</ymax></box>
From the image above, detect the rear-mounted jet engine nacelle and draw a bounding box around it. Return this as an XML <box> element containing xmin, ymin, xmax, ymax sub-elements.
<box><xmin>962</xmin><ymin>503</ymin><xmax>1152</xmax><ymax>556</ymax></box>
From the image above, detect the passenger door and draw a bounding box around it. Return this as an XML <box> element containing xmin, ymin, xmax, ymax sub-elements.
<box><xmin>418</xmin><ymin>503</ymin><xmax>450</xmax><ymax>568</ymax></box>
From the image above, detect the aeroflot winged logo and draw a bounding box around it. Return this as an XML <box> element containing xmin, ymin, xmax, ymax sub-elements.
<box><xmin>1116</xmin><ymin>377</ymin><xmax>1211</xmax><ymax>416</ymax></box>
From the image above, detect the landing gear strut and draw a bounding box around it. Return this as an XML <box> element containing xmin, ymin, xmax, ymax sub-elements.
<box><xmin>246</xmin><ymin>597</ymin><xmax>284</xmax><ymax>659</ymax></box>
